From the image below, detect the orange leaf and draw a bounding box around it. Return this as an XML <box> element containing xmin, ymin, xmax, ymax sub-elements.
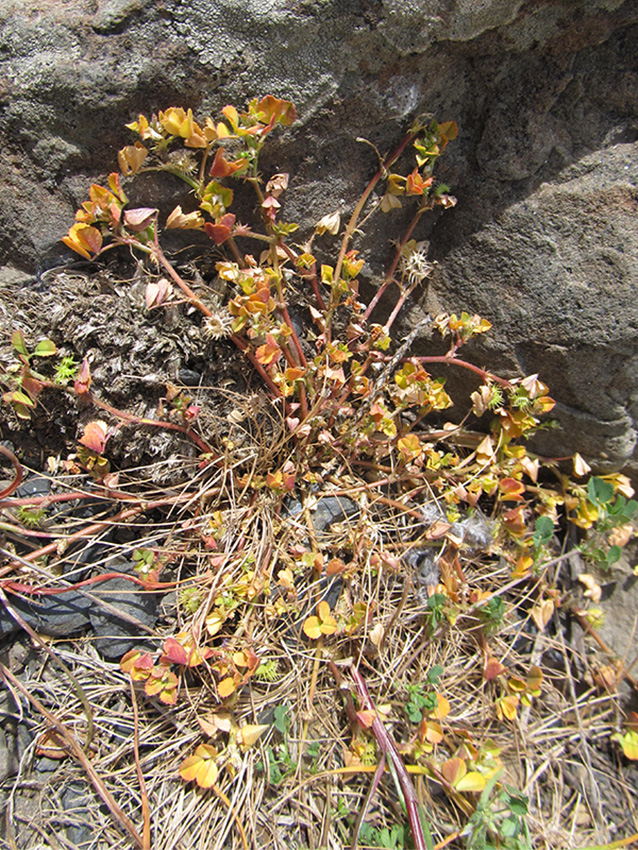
<box><xmin>441</xmin><ymin>757</ymin><xmax>466</xmax><ymax>786</ymax></box>
<box><xmin>255</xmin><ymin>334</ymin><xmax>282</xmax><ymax>366</ymax></box>
<box><xmin>35</xmin><ymin>728</ymin><xmax>70</xmax><ymax>759</ymax></box>
<box><xmin>63</xmin><ymin>223</ymin><xmax>103</xmax><ymax>259</ymax></box>
<box><xmin>209</xmin><ymin>147</ymin><xmax>247</xmax><ymax>178</ymax></box>
<box><xmin>255</xmin><ymin>95</ymin><xmax>297</xmax><ymax>127</ymax></box>
<box><xmin>356</xmin><ymin>709</ymin><xmax>376</xmax><ymax>728</ymax></box>
<box><xmin>120</xmin><ymin>649</ymin><xmax>153</xmax><ymax>681</ymax></box>
<box><xmin>118</xmin><ymin>142</ymin><xmax>148</xmax><ymax>175</ymax></box>
<box><xmin>144</xmin><ymin>666</ymin><xmax>178</xmax><ymax>704</ymax></box>
<box><xmin>204</xmin><ymin>213</ymin><xmax>236</xmax><ymax>244</ymax></box>
<box><xmin>497</xmin><ymin>694</ymin><xmax>519</xmax><ymax>721</ymax></box>
<box><xmin>499</xmin><ymin>477</ymin><xmax>526</xmax><ymax>500</ymax></box>
<box><xmin>429</xmin><ymin>693</ymin><xmax>450</xmax><ymax>720</ymax></box>
<box><xmin>419</xmin><ymin>719</ymin><xmax>443</xmax><ymax>744</ymax></box>
<box><xmin>179</xmin><ymin>743</ymin><xmax>219</xmax><ymax>787</ymax></box>
<box><xmin>217</xmin><ymin>676</ymin><xmax>238</xmax><ymax>698</ymax></box>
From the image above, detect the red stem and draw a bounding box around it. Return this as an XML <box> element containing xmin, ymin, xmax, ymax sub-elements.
<box><xmin>404</xmin><ymin>355</ymin><xmax>512</xmax><ymax>387</ymax></box>
<box><xmin>334</xmin><ymin>131</ymin><xmax>418</xmax><ymax>285</ymax></box>
<box><xmin>2</xmin><ymin>570</ymin><xmax>179</xmax><ymax>597</ymax></box>
<box><xmin>0</xmin><ymin>445</ymin><xmax>23</xmax><ymax>499</ymax></box>
<box><xmin>337</xmin><ymin>663</ymin><xmax>430</xmax><ymax>850</ymax></box>
<box><xmin>1</xmin><ymin>493</ymin><xmax>191</xmax><ymax>568</ymax></box>
<box><xmin>363</xmin><ymin>207</ymin><xmax>424</xmax><ymax>323</ymax></box>
<box><xmin>229</xmin><ymin>334</ymin><xmax>283</xmax><ymax>401</ymax></box>
<box><xmin>88</xmin><ymin>394</ymin><xmax>217</xmax><ymax>456</ymax></box>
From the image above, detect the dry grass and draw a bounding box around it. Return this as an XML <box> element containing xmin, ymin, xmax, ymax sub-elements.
<box><xmin>3</xmin><ymin>434</ymin><xmax>637</xmax><ymax>850</ymax></box>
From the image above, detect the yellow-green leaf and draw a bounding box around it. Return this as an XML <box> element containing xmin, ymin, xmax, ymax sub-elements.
<box><xmin>179</xmin><ymin>743</ymin><xmax>219</xmax><ymax>787</ymax></box>
<box><xmin>455</xmin><ymin>771</ymin><xmax>487</xmax><ymax>793</ymax></box>
<box><xmin>611</xmin><ymin>730</ymin><xmax>638</xmax><ymax>760</ymax></box>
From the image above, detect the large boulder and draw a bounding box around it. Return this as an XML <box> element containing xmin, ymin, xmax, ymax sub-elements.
<box><xmin>1</xmin><ymin>0</ymin><xmax>637</xmax><ymax>474</ymax></box>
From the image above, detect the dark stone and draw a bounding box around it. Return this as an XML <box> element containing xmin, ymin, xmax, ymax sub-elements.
<box><xmin>15</xmin><ymin>476</ymin><xmax>51</xmax><ymax>500</ymax></box>
<box><xmin>178</xmin><ymin>367</ymin><xmax>202</xmax><ymax>386</ymax></box>
<box><xmin>59</xmin><ymin>781</ymin><xmax>99</xmax><ymax>848</ymax></box>
<box><xmin>0</xmin><ymin>590</ymin><xmax>92</xmax><ymax>638</ymax></box>
<box><xmin>88</xmin><ymin>558</ymin><xmax>160</xmax><ymax>661</ymax></box>
<box><xmin>0</xmin><ymin>559</ymin><xmax>159</xmax><ymax>660</ymax></box>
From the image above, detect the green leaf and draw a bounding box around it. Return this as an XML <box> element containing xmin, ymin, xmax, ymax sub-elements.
<box><xmin>505</xmin><ymin>789</ymin><xmax>529</xmax><ymax>817</ymax></box>
<box><xmin>427</xmin><ymin>664</ymin><xmax>444</xmax><ymax>685</ymax></box>
<box><xmin>609</xmin><ymin>495</ymin><xmax>638</xmax><ymax>520</ymax></box>
<box><xmin>607</xmin><ymin>545</ymin><xmax>621</xmax><ymax>567</ymax></box>
<box><xmin>587</xmin><ymin>477</ymin><xmax>614</xmax><ymax>506</ymax></box>
<box><xmin>273</xmin><ymin>704</ymin><xmax>290</xmax><ymax>735</ymax></box>
<box><xmin>406</xmin><ymin>704</ymin><xmax>422</xmax><ymax>723</ymax></box>
<box><xmin>33</xmin><ymin>338</ymin><xmax>58</xmax><ymax>357</ymax></box>
<box><xmin>4</xmin><ymin>389</ymin><xmax>36</xmax><ymax>407</ymax></box>
<box><xmin>11</xmin><ymin>329</ymin><xmax>29</xmax><ymax>357</ymax></box>
<box><xmin>533</xmin><ymin>515</ymin><xmax>554</xmax><ymax>548</ymax></box>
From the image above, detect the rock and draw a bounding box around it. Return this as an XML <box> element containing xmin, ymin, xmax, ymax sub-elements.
<box><xmin>88</xmin><ymin>558</ymin><xmax>160</xmax><ymax>660</ymax></box>
<box><xmin>177</xmin><ymin>367</ymin><xmax>202</xmax><ymax>386</ymax></box>
<box><xmin>1</xmin><ymin>0</ymin><xmax>637</xmax><ymax>474</ymax></box>
<box><xmin>285</xmin><ymin>494</ymin><xmax>359</xmax><ymax>542</ymax></box>
<box><xmin>15</xmin><ymin>476</ymin><xmax>51</xmax><ymax>500</ymax></box>
<box><xmin>0</xmin><ymin>556</ymin><xmax>158</xmax><ymax>659</ymax></box>
<box><xmin>0</xmin><ymin>590</ymin><xmax>92</xmax><ymax>638</ymax></box>
<box><xmin>59</xmin><ymin>781</ymin><xmax>99</xmax><ymax>848</ymax></box>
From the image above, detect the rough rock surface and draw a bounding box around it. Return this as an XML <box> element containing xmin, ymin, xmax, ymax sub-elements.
<box><xmin>1</xmin><ymin>0</ymin><xmax>637</xmax><ymax>475</ymax></box>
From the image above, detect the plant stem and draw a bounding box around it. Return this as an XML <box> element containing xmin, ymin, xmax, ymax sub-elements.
<box><xmin>363</xmin><ymin>206</ymin><xmax>424</xmax><ymax>323</ymax></box>
<box><xmin>338</xmin><ymin>662</ymin><xmax>433</xmax><ymax>850</ymax></box>
<box><xmin>334</xmin><ymin>130</ymin><xmax>418</xmax><ymax>285</ymax></box>
<box><xmin>0</xmin><ymin>445</ymin><xmax>23</xmax><ymax>498</ymax></box>
<box><xmin>399</xmin><ymin>355</ymin><xmax>513</xmax><ymax>388</ymax></box>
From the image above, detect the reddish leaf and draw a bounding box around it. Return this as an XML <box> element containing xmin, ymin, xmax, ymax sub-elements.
<box><xmin>120</xmin><ymin>649</ymin><xmax>154</xmax><ymax>680</ymax></box>
<box><xmin>144</xmin><ymin>665</ymin><xmax>178</xmax><ymax>704</ymax></box>
<box><xmin>35</xmin><ymin>729</ymin><xmax>69</xmax><ymax>760</ymax></box>
<box><xmin>78</xmin><ymin>420</ymin><xmax>108</xmax><ymax>454</ymax></box>
<box><xmin>255</xmin><ymin>95</ymin><xmax>297</xmax><ymax>127</ymax></box>
<box><xmin>21</xmin><ymin>371</ymin><xmax>44</xmax><ymax>400</ymax></box>
<box><xmin>123</xmin><ymin>207</ymin><xmax>157</xmax><ymax>231</ymax></box>
<box><xmin>162</xmin><ymin>637</ymin><xmax>189</xmax><ymax>666</ymax></box>
<box><xmin>209</xmin><ymin>147</ymin><xmax>247</xmax><ymax>178</ymax></box>
<box><xmin>255</xmin><ymin>334</ymin><xmax>282</xmax><ymax>366</ymax></box>
<box><xmin>405</xmin><ymin>167</ymin><xmax>433</xmax><ymax>196</ymax></box>
<box><xmin>74</xmin><ymin>359</ymin><xmax>92</xmax><ymax>395</ymax></box>
<box><xmin>204</xmin><ymin>212</ymin><xmax>236</xmax><ymax>244</ymax></box>
<box><xmin>499</xmin><ymin>477</ymin><xmax>526</xmax><ymax>501</ymax></box>
<box><xmin>441</xmin><ymin>757</ymin><xmax>466</xmax><ymax>786</ymax></box>
<box><xmin>162</xmin><ymin>635</ymin><xmax>214</xmax><ymax>668</ymax></box>
<box><xmin>484</xmin><ymin>656</ymin><xmax>506</xmax><ymax>681</ymax></box>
